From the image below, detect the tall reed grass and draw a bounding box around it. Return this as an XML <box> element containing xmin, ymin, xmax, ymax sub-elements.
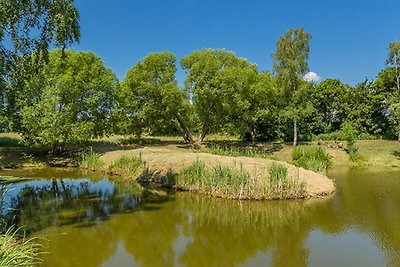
<box><xmin>177</xmin><ymin>160</ymin><xmax>306</xmax><ymax>200</ymax></box>
<box><xmin>81</xmin><ymin>150</ymin><xmax>143</xmax><ymax>179</ymax></box>
<box><xmin>80</xmin><ymin>150</ymin><xmax>103</xmax><ymax>171</ymax></box>
<box><xmin>0</xmin><ymin>226</ymin><xmax>43</xmax><ymax>267</ymax></box>
<box><xmin>108</xmin><ymin>155</ymin><xmax>142</xmax><ymax>178</ymax></box>
<box><xmin>0</xmin><ymin>186</ymin><xmax>42</xmax><ymax>267</ymax></box>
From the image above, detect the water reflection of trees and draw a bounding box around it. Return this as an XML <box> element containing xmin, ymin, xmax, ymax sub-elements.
<box><xmin>5</xmin><ymin>169</ymin><xmax>400</xmax><ymax>267</ymax></box>
<box><xmin>3</xmin><ymin>178</ymin><xmax>143</xmax><ymax>233</ymax></box>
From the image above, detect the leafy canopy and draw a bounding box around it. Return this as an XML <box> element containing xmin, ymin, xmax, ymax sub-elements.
<box><xmin>15</xmin><ymin>50</ymin><xmax>117</xmax><ymax>149</ymax></box>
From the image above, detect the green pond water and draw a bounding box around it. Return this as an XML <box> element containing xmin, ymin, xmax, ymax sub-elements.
<box><xmin>1</xmin><ymin>167</ymin><xmax>400</xmax><ymax>267</ymax></box>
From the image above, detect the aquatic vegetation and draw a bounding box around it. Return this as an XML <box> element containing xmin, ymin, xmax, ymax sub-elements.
<box><xmin>177</xmin><ymin>160</ymin><xmax>306</xmax><ymax>200</ymax></box>
<box><xmin>0</xmin><ymin>226</ymin><xmax>42</xmax><ymax>267</ymax></box>
<box><xmin>108</xmin><ymin>155</ymin><xmax>143</xmax><ymax>178</ymax></box>
<box><xmin>81</xmin><ymin>150</ymin><xmax>143</xmax><ymax>179</ymax></box>
<box><xmin>80</xmin><ymin>150</ymin><xmax>104</xmax><ymax>171</ymax></box>
<box><xmin>292</xmin><ymin>146</ymin><xmax>332</xmax><ymax>172</ymax></box>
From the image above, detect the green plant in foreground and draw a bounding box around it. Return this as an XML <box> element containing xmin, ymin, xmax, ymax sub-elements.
<box><xmin>0</xmin><ymin>226</ymin><xmax>42</xmax><ymax>267</ymax></box>
<box><xmin>109</xmin><ymin>156</ymin><xmax>143</xmax><ymax>178</ymax></box>
<box><xmin>292</xmin><ymin>146</ymin><xmax>332</xmax><ymax>172</ymax></box>
<box><xmin>341</xmin><ymin>121</ymin><xmax>363</xmax><ymax>162</ymax></box>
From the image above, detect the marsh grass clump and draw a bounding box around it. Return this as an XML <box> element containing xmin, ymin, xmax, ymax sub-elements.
<box><xmin>268</xmin><ymin>163</ymin><xmax>306</xmax><ymax>199</ymax></box>
<box><xmin>108</xmin><ymin>155</ymin><xmax>143</xmax><ymax>178</ymax></box>
<box><xmin>178</xmin><ymin>160</ymin><xmax>306</xmax><ymax>200</ymax></box>
<box><xmin>0</xmin><ymin>226</ymin><xmax>43</xmax><ymax>267</ymax></box>
<box><xmin>0</xmin><ymin>188</ymin><xmax>43</xmax><ymax>267</ymax></box>
<box><xmin>292</xmin><ymin>146</ymin><xmax>332</xmax><ymax>172</ymax></box>
<box><xmin>178</xmin><ymin>160</ymin><xmax>250</xmax><ymax>198</ymax></box>
<box><xmin>81</xmin><ymin>150</ymin><xmax>104</xmax><ymax>171</ymax></box>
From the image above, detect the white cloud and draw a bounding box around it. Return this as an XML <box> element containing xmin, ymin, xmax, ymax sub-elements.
<box><xmin>303</xmin><ymin>71</ymin><xmax>321</xmax><ymax>83</ymax></box>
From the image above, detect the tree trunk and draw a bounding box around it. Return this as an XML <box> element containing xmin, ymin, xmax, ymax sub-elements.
<box><xmin>250</xmin><ymin>124</ymin><xmax>257</xmax><ymax>145</ymax></box>
<box><xmin>196</xmin><ymin>122</ymin><xmax>210</xmax><ymax>146</ymax></box>
<box><xmin>173</xmin><ymin>112</ymin><xmax>194</xmax><ymax>144</ymax></box>
<box><xmin>51</xmin><ymin>142</ymin><xmax>63</xmax><ymax>155</ymax></box>
<box><xmin>293</xmin><ymin>118</ymin><xmax>298</xmax><ymax>147</ymax></box>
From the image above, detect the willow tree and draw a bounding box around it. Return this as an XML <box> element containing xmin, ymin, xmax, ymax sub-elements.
<box><xmin>273</xmin><ymin>28</ymin><xmax>311</xmax><ymax>146</ymax></box>
<box><xmin>118</xmin><ymin>52</ymin><xmax>195</xmax><ymax>143</ymax></box>
<box><xmin>181</xmin><ymin>49</ymin><xmax>250</xmax><ymax>145</ymax></box>
<box><xmin>220</xmin><ymin>65</ymin><xmax>277</xmax><ymax>144</ymax></box>
<box><xmin>13</xmin><ymin>50</ymin><xmax>117</xmax><ymax>153</ymax></box>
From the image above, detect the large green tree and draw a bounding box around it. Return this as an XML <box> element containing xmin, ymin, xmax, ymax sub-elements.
<box><xmin>0</xmin><ymin>0</ymin><xmax>80</xmax><ymax>130</ymax></box>
<box><xmin>386</xmin><ymin>39</ymin><xmax>400</xmax><ymax>93</ymax></box>
<box><xmin>181</xmin><ymin>49</ymin><xmax>250</xmax><ymax>145</ymax></box>
<box><xmin>220</xmin><ymin>66</ymin><xmax>278</xmax><ymax>144</ymax></box>
<box><xmin>310</xmin><ymin>79</ymin><xmax>349</xmax><ymax>134</ymax></box>
<box><xmin>118</xmin><ymin>52</ymin><xmax>195</xmax><ymax>143</ymax></box>
<box><xmin>12</xmin><ymin>50</ymin><xmax>117</xmax><ymax>153</ymax></box>
<box><xmin>385</xmin><ymin>39</ymin><xmax>400</xmax><ymax>140</ymax></box>
<box><xmin>272</xmin><ymin>28</ymin><xmax>312</xmax><ymax>146</ymax></box>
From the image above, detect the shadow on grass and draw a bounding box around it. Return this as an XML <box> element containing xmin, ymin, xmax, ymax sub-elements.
<box><xmin>204</xmin><ymin>140</ymin><xmax>284</xmax><ymax>156</ymax></box>
<box><xmin>0</xmin><ymin>137</ymin><xmax>24</xmax><ymax>147</ymax></box>
<box><xmin>393</xmin><ymin>151</ymin><xmax>400</xmax><ymax>160</ymax></box>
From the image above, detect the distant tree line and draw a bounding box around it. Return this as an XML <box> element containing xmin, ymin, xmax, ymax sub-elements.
<box><xmin>1</xmin><ymin>1</ymin><xmax>400</xmax><ymax>152</ymax></box>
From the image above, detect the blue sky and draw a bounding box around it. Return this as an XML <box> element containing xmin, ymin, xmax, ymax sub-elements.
<box><xmin>72</xmin><ymin>0</ymin><xmax>400</xmax><ymax>85</ymax></box>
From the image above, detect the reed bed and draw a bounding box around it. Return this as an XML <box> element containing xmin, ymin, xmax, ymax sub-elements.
<box><xmin>177</xmin><ymin>160</ymin><xmax>306</xmax><ymax>200</ymax></box>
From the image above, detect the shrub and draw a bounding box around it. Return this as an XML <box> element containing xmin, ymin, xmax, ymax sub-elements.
<box><xmin>292</xmin><ymin>146</ymin><xmax>332</xmax><ymax>172</ymax></box>
<box><xmin>312</xmin><ymin>131</ymin><xmax>343</xmax><ymax>141</ymax></box>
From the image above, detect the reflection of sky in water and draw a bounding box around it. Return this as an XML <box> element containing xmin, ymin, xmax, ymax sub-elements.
<box><xmin>307</xmin><ymin>230</ymin><xmax>385</xmax><ymax>267</ymax></box>
<box><xmin>1</xmin><ymin>178</ymin><xmax>116</xmax><ymax>215</ymax></box>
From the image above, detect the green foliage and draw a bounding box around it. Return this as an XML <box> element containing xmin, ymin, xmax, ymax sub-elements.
<box><xmin>205</xmin><ymin>144</ymin><xmax>272</xmax><ymax>158</ymax></box>
<box><xmin>341</xmin><ymin>81</ymin><xmax>388</xmax><ymax>136</ymax></box>
<box><xmin>117</xmin><ymin>52</ymin><xmax>194</xmax><ymax>143</ymax></box>
<box><xmin>312</xmin><ymin>131</ymin><xmax>344</xmax><ymax>141</ymax></box>
<box><xmin>0</xmin><ymin>137</ymin><xmax>23</xmax><ymax>147</ymax></box>
<box><xmin>273</xmin><ymin>28</ymin><xmax>311</xmax><ymax>99</ymax></box>
<box><xmin>292</xmin><ymin>146</ymin><xmax>333</xmax><ymax>172</ymax></box>
<box><xmin>310</xmin><ymin>79</ymin><xmax>349</xmax><ymax>133</ymax></box>
<box><xmin>109</xmin><ymin>156</ymin><xmax>143</xmax><ymax>178</ymax></box>
<box><xmin>221</xmin><ymin>68</ymin><xmax>278</xmax><ymax>143</ymax></box>
<box><xmin>11</xmin><ymin>50</ymin><xmax>118</xmax><ymax>151</ymax></box>
<box><xmin>0</xmin><ymin>0</ymin><xmax>80</xmax><ymax>128</ymax></box>
<box><xmin>178</xmin><ymin>160</ymin><xmax>306</xmax><ymax>199</ymax></box>
<box><xmin>273</xmin><ymin>28</ymin><xmax>313</xmax><ymax>146</ymax></box>
<box><xmin>0</xmin><ymin>226</ymin><xmax>42</xmax><ymax>267</ymax></box>
<box><xmin>181</xmin><ymin>49</ymin><xmax>251</xmax><ymax>143</ymax></box>
<box><xmin>268</xmin><ymin>163</ymin><xmax>307</xmax><ymax>199</ymax></box>
<box><xmin>341</xmin><ymin>122</ymin><xmax>361</xmax><ymax>162</ymax></box>
<box><xmin>81</xmin><ymin>150</ymin><xmax>103</xmax><ymax>171</ymax></box>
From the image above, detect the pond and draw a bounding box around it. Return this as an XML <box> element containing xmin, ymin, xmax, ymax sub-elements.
<box><xmin>0</xmin><ymin>167</ymin><xmax>399</xmax><ymax>267</ymax></box>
